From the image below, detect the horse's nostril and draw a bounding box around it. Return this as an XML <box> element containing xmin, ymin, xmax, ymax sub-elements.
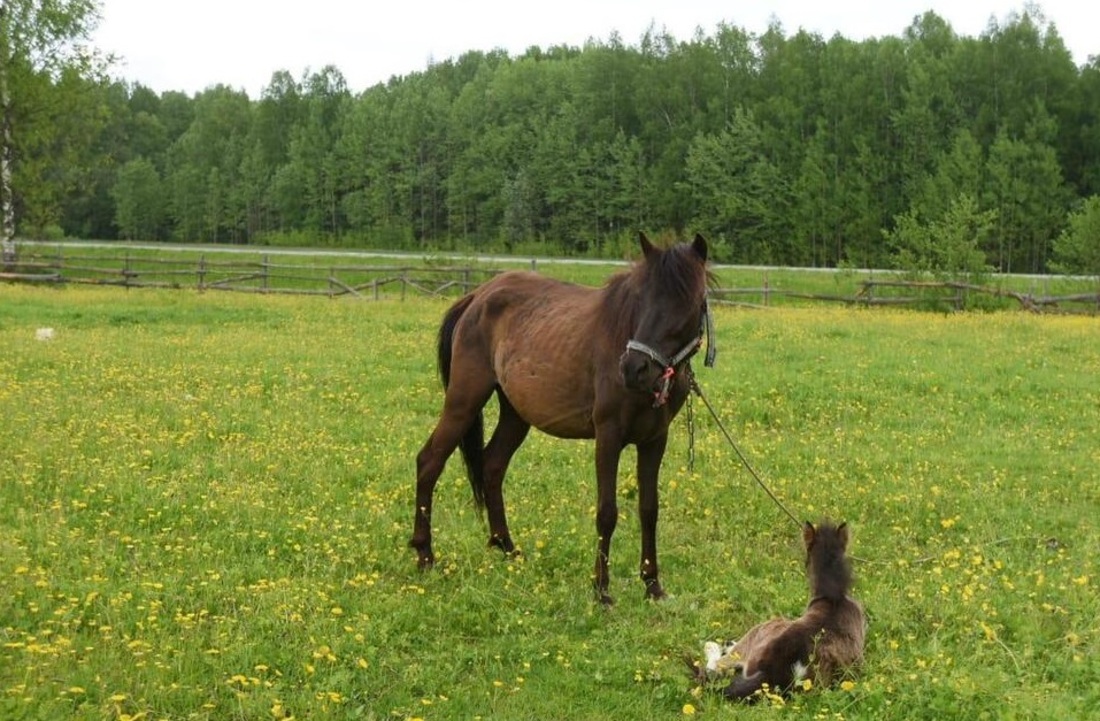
<box><xmin>621</xmin><ymin>355</ymin><xmax>651</xmax><ymax>387</ymax></box>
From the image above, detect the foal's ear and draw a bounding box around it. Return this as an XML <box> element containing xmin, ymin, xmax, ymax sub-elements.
<box><xmin>837</xmin><ymin>522</ymin><xmax>850</xmax><ymax>547</ymax></box>
<box><xmin>692</xmin><ymin>233</ymin><xmax>708</xmax><ymax>262</ymax></box>
<box><xmin>802</xmin><ymin>521</ymin><xmax>815</xmax><ymax>548</ymax></box>
<box><xmin>639</xmin><ymin>232</ymin><xmax>659</xmax><ymax>260</ymax></box>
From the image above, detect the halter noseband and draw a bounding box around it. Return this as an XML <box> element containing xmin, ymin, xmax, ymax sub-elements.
<box><xmin>625</xmin><ymin>298</ymin><xmax>717</xmax><ymax>407</ymax></box>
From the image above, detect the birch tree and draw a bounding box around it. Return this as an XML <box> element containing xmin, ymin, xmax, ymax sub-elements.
<box><xmin>0</xmin><ymin>0</ymin><xmax>101</xmax><ymax>247</ymax></box>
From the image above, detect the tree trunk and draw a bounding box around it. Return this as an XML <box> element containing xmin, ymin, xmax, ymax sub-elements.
<box><xmin>1</xmin><ymin>4</ymin><xmax>15</xmax><ymax>252</ymax></box>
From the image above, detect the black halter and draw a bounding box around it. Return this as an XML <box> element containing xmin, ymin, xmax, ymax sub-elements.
<box><xmin>624</xmin><ymin>298</ymin><xmax>716</xmax><ymax>407</ymax></box>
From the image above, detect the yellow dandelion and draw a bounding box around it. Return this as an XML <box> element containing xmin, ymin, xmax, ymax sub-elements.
<box><xmin>801</xmin><ymin>677</ymin><xmax>813</xmax><ymax>691</ymax></box>
<box><xmin>840</xmin><ymin>680</ymin><xmax>856</xmax><ymax>691</ymax></box>
<box><xmin>682</xmin><ymin>703</ymin><xmax>697</xmax><ymax>715</ymax></box>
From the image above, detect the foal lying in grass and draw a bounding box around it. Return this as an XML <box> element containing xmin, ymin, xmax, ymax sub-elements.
<box><xmin>696</xmin><ymin>521</ymin><xmax>867</xmax><ymax>701</ymax></box>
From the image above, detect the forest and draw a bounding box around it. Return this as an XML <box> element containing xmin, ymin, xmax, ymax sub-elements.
<box><xmin>4</xmin><ymin>4</ymin><xmax>1100</xmax><ymax>274</ymax></box>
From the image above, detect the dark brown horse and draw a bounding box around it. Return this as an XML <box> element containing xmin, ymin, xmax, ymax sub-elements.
<box><xmin>410</xmin><ymin>233</ymin><xmax>714</xmax><ymax>603</ymax></box>
<box><xmin>710</xmin><ymin>521</ymin><xmax>867</xmax><ymax>700</ymax></box>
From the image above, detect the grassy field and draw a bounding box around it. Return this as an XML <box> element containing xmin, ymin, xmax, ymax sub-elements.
<box><xmin>1</xmin><ymin>282</ymin><xmax>1098</xmax><ymax>720</ymax></box>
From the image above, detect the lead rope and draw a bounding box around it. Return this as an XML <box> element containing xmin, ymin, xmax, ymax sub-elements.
<box><xmin>687</xmin><ymin>387</ymin><xmax>696</xmax><ymax>472</ymax></box>
<box><xmin>689</xmin><ymin>375</ymin><xmax>802</xmax><ymax>529</ymax></box>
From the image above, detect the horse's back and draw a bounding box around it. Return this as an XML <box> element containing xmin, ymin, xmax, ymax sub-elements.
<box><xmin>732</xmin><ymin>617</ymin><xmax>793</xmax><ymax>674</ymax></box>
<box><xmin>814</xmin><ymin>597</ymin><xmax>867</xmax><ymax>684</ymax></box>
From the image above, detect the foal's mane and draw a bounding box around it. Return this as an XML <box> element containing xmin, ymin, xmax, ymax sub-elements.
<box><xmin>600</xmin><ymin>241</ymin><xmax>714</xmax><ymax>342</ymax></box>
<box><xmin>807</xmin><ymin>522</ymin><xmax>853</xmax><ymax>602</ymax></box>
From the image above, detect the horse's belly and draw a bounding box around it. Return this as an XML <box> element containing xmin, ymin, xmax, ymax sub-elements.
<box><xmin>497</xmin><ymin>359</ymin><xmax>595</xmax><ymax>438</ymax></box>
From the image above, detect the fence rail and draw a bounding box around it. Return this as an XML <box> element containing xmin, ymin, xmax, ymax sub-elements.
<box><xmin>3</xmin><ymin>246</ymin><xmax>1098</xmax><ymax>313</ymax></box>
<box><xmin>1</xmin><ymin>249</ymin><xmax>501</xmax><ymax>299</ymax></box>
<box><xmin>709</xmin><ymin>278</ymin><xmax>1099</xmax><ymax>313</ymax></box>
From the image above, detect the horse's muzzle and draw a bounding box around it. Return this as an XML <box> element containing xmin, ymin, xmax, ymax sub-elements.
<box><xmin>620</xmin><ymin>351</ymin><xmax>661</xmax><ymax>393</ymax></box>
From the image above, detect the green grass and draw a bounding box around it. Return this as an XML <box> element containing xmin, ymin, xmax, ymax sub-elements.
<box><xmin>1</xmin><ymin>283</ymin><xmax>1098</xmax><ymax>720</ymax></box>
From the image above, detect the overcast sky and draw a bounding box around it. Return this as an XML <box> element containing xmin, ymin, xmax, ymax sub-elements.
<box><xmin>92</xmin><ymin>1</ymin><xmax>1098</xmax><ymax>98</ymax></box>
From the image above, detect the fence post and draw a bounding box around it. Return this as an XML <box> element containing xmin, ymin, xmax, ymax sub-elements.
<box><xmin>198</xmin><ymin>255</ymin><xmax>206</xmax><ymax>291</ymax></box>
<box><xmin>763</xmin><ymin>272</ymin><xmax>770</xmax><ymax>307</ymax></box>
<box><xmin>124</xmin><ymin>251</ymin><xmax>132</xmax><ymax>290</ymax></box>
<box><xmin>262</xmin><ymin>254</ymin><xmax>269</xmax><ymax>292</ymax></box>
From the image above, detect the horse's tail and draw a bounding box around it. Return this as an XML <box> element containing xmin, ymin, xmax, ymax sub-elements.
<box><xmin>437</xmin><ymin>294</ymin><xmax>487</xmax><ymax>511</ymax></box>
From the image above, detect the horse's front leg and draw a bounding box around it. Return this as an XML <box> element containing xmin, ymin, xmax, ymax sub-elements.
<box><xmin>637</xmin><ymin>433</ymin><xmax>669</xmax><ymax>600</ymax></box>
<box><xmin>592</xmin><ymin>432</ymin><xmax>623</xmax><ymax>605</ymax></box>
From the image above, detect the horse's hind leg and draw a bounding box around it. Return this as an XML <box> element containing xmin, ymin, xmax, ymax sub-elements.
<box><xmin>410</xmin><ymin>380</ymin><xmax>495</xmax><ymax>569</ymax></box>
<box><xmin>483</xmin><ymin>392</ymin><xmax>530</xmax><ymax>555</ymax></box>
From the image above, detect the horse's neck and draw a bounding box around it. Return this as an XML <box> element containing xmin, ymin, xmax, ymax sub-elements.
<box><xmin>807</xmin><ymin>557</ymin><xmax>851</xmax><ymax>604</ymax></box>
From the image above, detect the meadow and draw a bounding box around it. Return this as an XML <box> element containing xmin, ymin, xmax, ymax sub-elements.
<box><xmin>1</xmin><ymin>281</ymin><xmax>1097</xmax><ymax>720</ymax></box>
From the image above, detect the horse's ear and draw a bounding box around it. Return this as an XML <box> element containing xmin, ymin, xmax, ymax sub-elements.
<box><xmin>837</xmin><ymin>522</ymin><xmax>849</xmax><ymax>547</ymax></box>
<box><xmin>639</xmin><ymin>232</ymin><xmax>659</xmax><ymax>261</ymax></box>
<box><xmin>802</xmin><ymin>521</ymin><xmax>815</xmax><ymax>548</ymax></box>
<box><xmin>692</xmin><ymin>233</ymin><xmax>708</xmax><ymax>262</ymax></box>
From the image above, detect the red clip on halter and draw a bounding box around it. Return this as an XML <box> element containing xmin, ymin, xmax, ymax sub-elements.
<box><xmin>653</xmin><ymin>365</ymin><xmax>678</xmax><ymax>406</ymax></box>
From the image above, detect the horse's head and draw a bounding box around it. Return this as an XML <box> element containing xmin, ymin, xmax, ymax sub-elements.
<box><xmin>619</xmin><ymin>232</ymin><xmax>712</xmax><ymax>405</ymax></box>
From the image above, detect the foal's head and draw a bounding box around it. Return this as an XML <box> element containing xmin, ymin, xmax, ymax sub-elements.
<box><xmin>803</xmin><ymin>521</ymin><xmax>853</xmax><ymax>602</ymax></box>
<box><xmin>618</xmin><ymin>232</ymin><xmax>711</xmax><ymax>399</ymax></box>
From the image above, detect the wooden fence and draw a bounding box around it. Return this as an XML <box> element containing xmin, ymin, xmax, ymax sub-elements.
<box><xmin>1</xmin><ymin>249</ymin><xmax>501</xmax><ymax>299</ymax></box>
<box><xmin>710</xmin><ymin>278</ymin><xmax>1099</xmax><ymax>314</ymax></box>
<box><xmin>2</xmin><ymin>246</ymin><xmax>1098</xmax><ymax>313</ymax></box>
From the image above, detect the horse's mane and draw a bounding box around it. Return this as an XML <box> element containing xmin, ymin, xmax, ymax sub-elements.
<box><xmin>600</xmin><ymin>242</ymin><xmax>714</xmax><ymax>341</ymax></box>
<box><xmin>807</xmin><ymin>522</ymin><xmax>853</xmax><ymax>602</ymax></box>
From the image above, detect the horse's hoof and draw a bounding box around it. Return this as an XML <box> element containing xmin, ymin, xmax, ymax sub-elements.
<box><xmin>644</xmin><ymin>580</ymin><xmax>667</xmax><ymax>601</ymax></box>
<box><xmin>488</xmin><ymin>534</ymin><xmax>517</xmax><ymax>555</ymax></box>
<box><xmin>596</xmin><ymin>590</ymin><xmax>615</xmax><ymax>606</ymax></box>
<box><xmin>409</xmin><ymin>540</ymin><xmax>435</xmax><ymax>570</ymax></box>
